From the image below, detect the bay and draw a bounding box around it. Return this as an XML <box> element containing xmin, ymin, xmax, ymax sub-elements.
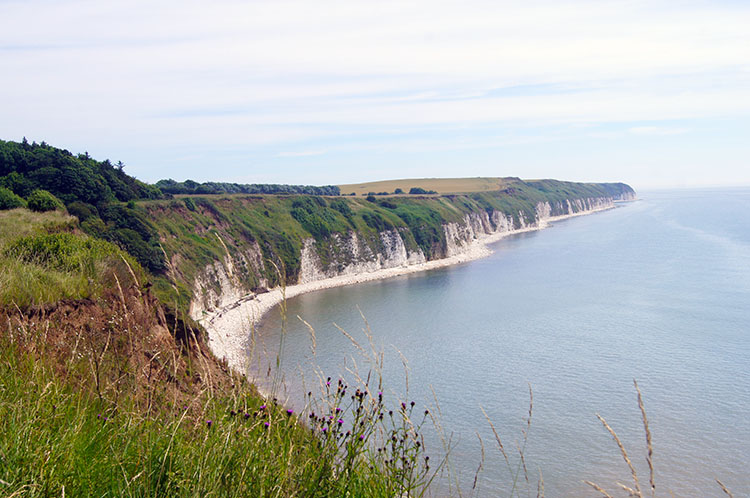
<box><xmin>254</xmin><ymin>189</ymin><xmax>750</xmax><ymax>496</ymax></box>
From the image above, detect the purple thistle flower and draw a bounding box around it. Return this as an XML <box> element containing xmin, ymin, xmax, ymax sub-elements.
<box><xmin>244</xmin><ymin>412</ymin><xmax>250</xmax><ymax>419</ymax></box>
<box><xmin>287</xmin><ymin>409</ymin><xmax>294</xmax><ymax>416</ymax></box>
<box><xmin>337</xmin><ymin>419</ymin><xmax>344</xmax><ymax>424</ymax></box>
<box><xmin>259</xmin><ymin>404</ymin><xmax>266</xmax><ymax>411</ymax></box>
<box><xmin>321</xmin><ymin>427</ymin><xmax>328</xmax><ymax>432</ymax></box>
<box><xmin>359</xmin><ymin>435</ymin><xmax>365</xmax><ymax>441</ymax></box>
<box><xmin>264</xmin><ymin>421</ymin><xmax>270</xmax><ymax>428</ymax></box>
<box><xmin>206</xmin><ymin>420</ymin><xmax>213</xmax><ymax>428</ymax></box>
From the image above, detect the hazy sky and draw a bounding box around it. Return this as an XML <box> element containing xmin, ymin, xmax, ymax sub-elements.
<box><xmin>2</xmin><ymin>0</ymin><xmax>749</xmax><ymax>189</ymax></box>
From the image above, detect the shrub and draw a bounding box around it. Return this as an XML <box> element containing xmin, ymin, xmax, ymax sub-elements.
<box><xmin>66</xmin><ymin>201</ymin><xmax>99</xmax><ymax>222</ymax></box>
<box><xmin>0</xmin><ymin>187</ymin><xmax>25</xmax><ymax>210</ymax></box>
<box><xmin>27</xmin><ymin>189</ymin><xmax>64</xmax><ymax>212</ymax></box>
<box><xmin>5</xmin><ymin>232</ymin><xmax>117</xmax><ymax>272</ymax></box>
<box><xmin>330</xmin><ymin>199</ymin><xmax>352</xmax><ymax>217</ymax></box>
<box><xmin>183</xmin><ymin>197</ymin><xmax>196</xmax><ymax>212</ymax></box>
<box><xmin>408</xmin><ymin>187</ymin><xmax>437</xmax><ymax>195</ymax></box>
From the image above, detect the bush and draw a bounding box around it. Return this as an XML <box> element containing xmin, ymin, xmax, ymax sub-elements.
<box><xmin>0</xmin><ymin>187</ymin><xmax>25</xmax><ymax>210</ymax></box>
<box><xmin>66</xmin><ymin>201</ymin><xmax>99</xmax><ymax>222</ymax></box>
<box><xmin>27</xmin><ymin>189</ymin><xmax>64</xmax><ymax>212</ymax></box>
<box><xmin>330</xmin><ymin>199</ymin><xmax>352</xmax><ymax>217</ymax></box>
<box><xmin>183</xmin><ymin>197</ymin><xmax>196</xmax><ymax>212</ymax></box>
<box><xmin>408</xmin><ymin>187</ymin><xmax>437</xmax><ymax>195</ymax></box>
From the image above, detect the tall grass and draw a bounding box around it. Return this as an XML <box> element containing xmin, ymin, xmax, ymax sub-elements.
<box><xmin>0</xmin><ymin>268</ymin><xmax>437</xmax><ymax>497</ymax></box>
<box><xmin>0</xmin><ymin>209</ymin><xmax>141</xmax><ymax>308</ymax></box>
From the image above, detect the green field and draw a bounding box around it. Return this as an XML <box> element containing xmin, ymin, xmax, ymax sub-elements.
<box><xmin>338</xmin><ymin>177</ymin><xmax>510</xmax><ymax>195</ymax></box>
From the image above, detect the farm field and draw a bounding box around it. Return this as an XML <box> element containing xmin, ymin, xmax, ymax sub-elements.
<box><xmin>338</xmin><ymin>177</ymin><xmax>510</xmax><ymax>195</ymax></box>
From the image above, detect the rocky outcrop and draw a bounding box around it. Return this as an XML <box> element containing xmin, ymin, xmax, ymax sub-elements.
<box><xmin>298</xmin><ymin>229</ymin><xmax>426</xmax><ymax>284</ymax></box>
<box><xmin>189</xmin><ymin>240</ymin><xmax>269</xmax><ymax>320</ymax></box>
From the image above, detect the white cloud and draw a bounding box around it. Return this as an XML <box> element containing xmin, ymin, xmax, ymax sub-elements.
<box><xmin>628</xmin><ymin>126</ymin><xmax>690</xmax><ymax>136</ymax></box>
<box><xmin>1</xmin><ymin>0</ymin><xmax>749</xmax><ymax>184</ymax></box>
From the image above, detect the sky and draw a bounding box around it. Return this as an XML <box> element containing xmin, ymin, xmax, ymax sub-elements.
<box><xmin>1</xmin><ymin>0</ymin><xmax>749</xmax><ymax>190</ymax></box>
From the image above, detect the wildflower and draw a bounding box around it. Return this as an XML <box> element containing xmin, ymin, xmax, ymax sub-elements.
<box><xmin>337</xmin><ymin>419</ymin><xmax>344</xmax><ymax>424</ymax></box>
<box><xmin>321</xmin><ymin>427</ymin><xmax>328</xmax><ymax>433</ymax></box>
<box><xmin>259</xmin><ymin>404</ymin><xmax>266</xmax><ymax>411</ymax></box>
<box><xmin>244</xmin><ymin>412</ymin><xmax>250</xmax><ymax>420</ymax></box>
<box><xmin>359</xmin><ymin>435</ymin><xmax>365</xmax><ymax>441</ymax></box>
<box><xmin>264</xmin><ymin>422</ymin><xmax>270</xmax><ymax>428</ymax></box>
<box><xmin>286</xmin><ymin>409</ymin><xmax>294</xmax><ymax>416</ymax></box>
<box><xmin>206</xmin><ymin>420</ymin><xmax>213</xmax><ymax>428</ymax></box>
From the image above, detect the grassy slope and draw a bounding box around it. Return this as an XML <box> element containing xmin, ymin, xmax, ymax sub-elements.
<box><xmin>0</xmin><ymin>208</ymin><xmax>434</xmax><ymax>497</ymax></box>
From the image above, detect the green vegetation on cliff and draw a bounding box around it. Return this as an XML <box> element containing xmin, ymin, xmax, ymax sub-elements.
<box><xmin>144</xmin><ymin>179</ymin><xmax>634</xmax><ymax>313</ymax></box>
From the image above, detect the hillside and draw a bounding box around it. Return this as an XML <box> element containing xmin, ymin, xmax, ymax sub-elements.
<box><xmin>0</xmin><ymin>210</ymin><xmax>434</xmax><ymax>496</ymax></box>
<box><xmin>0</xmin><ymin>138</ymin><xmax>637</xmax><ymax>495</ymax></box>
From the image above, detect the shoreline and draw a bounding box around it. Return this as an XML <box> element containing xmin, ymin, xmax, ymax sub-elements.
<box><xmin>199</xmin><ymin>203</ymin><xmax>618</xmax><ymax>374</ymax></box>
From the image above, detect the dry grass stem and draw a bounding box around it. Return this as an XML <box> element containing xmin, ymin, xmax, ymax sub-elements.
<box><xmin>297</xmin><ymin>315</ymin><xmax>316</xmax><ymax>355</ymax></box>
<box><xmin>472</xmin><ymin>432</ymin><xmax>485</xmax><ymax>491</ymax></box>
<box><xmin>596</xmin><ymin>413</ymin><xmax>642</xmax><ymax>497</ymax></box>
<box><xmin>634</xmin><ymin>380</ymin><xmax>655</xmax><ymax>496</ymax></box>
<box><xmin>536</xmin><ymin>468</ymin><xmax>544</xmax><ymax>498</ymax></box>
<box><xmin>716</xmin><ymin>479</ymin><xmax>734</xmax><ymax>497</ymax></box>
<box><xmin>617</xmin><ymin>481</ymin><xmax>640</xmax><ymax>496</ymax></box>
<box><xmin>584</xmin><ymin>480</ymin><xmax>615</xmax><ymax>498</ymax></box>
<box><xmin>480</xmin><ymin>405</ymin><xmax>510</xmax><ymax>469</ymax></box>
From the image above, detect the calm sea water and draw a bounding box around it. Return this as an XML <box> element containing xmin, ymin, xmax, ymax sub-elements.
<box><xmin>254</xmin><ymin>189</ymin><xmax>750</xmax><ymax>497</ymax></box>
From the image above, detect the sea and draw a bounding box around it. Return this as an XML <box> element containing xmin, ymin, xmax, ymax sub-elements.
<box><xmin>253</xmin><ymin>188</ymin><xmax>750</xmax><ymax>497</ymax></box>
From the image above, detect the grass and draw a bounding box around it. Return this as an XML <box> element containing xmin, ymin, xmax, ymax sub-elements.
<box><xmin>0</xmin><ymin>208</ymin><xmax>144</xmax><ymax>308</ymax></box>
<box><xmin>0</xmin><ymin>246</ymin><xmax>438</xmax><ymax>496</ymax></box>
<box><xmin>338</xmin><ymin>177</ymin><xmax>509</xmax><ymax>196</ymax></box>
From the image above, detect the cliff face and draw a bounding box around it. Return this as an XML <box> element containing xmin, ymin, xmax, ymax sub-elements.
<box><xmin>181</xmin><ymin>189</ymin><xmax>631</xmax><ymax>320</ymax></box>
